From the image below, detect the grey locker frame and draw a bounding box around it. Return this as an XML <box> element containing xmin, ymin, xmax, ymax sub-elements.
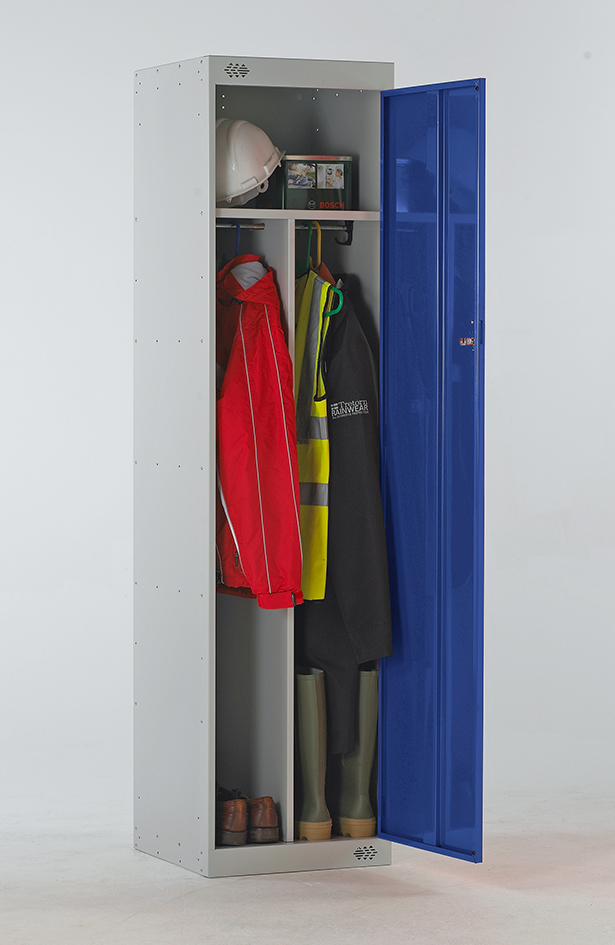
<box><xmin>134</xmin><ymin>55</ymin><xmax>394</xmax><ymax>877</ymax></box>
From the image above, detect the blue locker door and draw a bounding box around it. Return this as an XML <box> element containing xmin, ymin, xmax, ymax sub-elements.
<box><xmin>379</xmin><ymin>80</ymin><xmax>485</xmax><ymax>862</ymax></box>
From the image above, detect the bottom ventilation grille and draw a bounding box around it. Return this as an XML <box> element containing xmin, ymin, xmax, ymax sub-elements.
<box><xmin>353</xmin><ymin>845</ymin><xmax>378</xmax><ymax>861</ymax></box>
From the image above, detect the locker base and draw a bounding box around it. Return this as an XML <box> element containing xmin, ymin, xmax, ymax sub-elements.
<box><xmin>136</xmin><ymin>835</ymin><xmax>391</xmax><ymax>878</ymax></box>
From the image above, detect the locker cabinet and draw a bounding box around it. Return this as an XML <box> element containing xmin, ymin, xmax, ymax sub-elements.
<box><xmin>134</xmin><ymin>56</ymin><xmax>484</xmax><ymax>877</ymax></box>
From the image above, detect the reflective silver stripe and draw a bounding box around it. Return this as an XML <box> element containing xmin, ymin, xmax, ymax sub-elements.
<box><xmin>300</xmin><ymin>482</ymin><xmax>329</xmax><ymax>507</ymax></box>
<box><xmin>297</xmin><ymin>414</ymin><xmax>328</xmax><ymax>445</ymax></box>
<box><xmin>309</xmin><ymin>415</ymin><xmax>328</xmax><ymax>440</ymax></box>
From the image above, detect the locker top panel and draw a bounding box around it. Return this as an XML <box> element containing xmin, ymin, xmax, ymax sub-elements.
<box><xmin>136</xmin><ymin>55</ymin><xmax>394</xmax><ymax>91</ymax></box>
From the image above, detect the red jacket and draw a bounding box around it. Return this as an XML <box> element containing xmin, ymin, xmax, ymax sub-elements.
<box><xmin>216</xmin><ymin>255</ymin><xmax>303</xmax><ymax>609</ymax></box>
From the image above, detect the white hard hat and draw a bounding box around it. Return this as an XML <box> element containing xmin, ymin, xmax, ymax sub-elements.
<box><xmin>216</xmin><ymin>118</ymin><xmax>284</xmax><ymax>207</ymax></box>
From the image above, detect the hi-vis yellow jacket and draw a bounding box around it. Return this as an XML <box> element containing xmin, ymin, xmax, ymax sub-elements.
<box><xmin>295</xmin><ymin>270</ymin><xmax>333</xmax><ymax>600</ymax></box>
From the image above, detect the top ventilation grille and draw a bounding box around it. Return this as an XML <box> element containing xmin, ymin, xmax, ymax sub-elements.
<box><xmin>224</xmin><ymin>63</ymin><xmax>250</xmax><ymax>78</ymax></box>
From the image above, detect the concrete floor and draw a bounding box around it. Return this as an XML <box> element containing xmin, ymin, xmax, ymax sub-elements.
<box><xmin>2</xmin><ymin>792</ymin><xmax>614</xmax><ymax>945</ymax></box>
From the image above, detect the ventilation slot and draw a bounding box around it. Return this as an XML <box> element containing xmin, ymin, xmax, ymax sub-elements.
<box><xmin>353</xmin><ymin>845</ymin><xmax>378</xmax><ymax>861</ymax></box>
<box><xmin>224</xmin><ymin>63</ymin><xmax>250</xmax><ymax>78</ymax></box>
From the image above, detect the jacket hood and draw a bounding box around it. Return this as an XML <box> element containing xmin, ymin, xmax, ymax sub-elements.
<box><xmin>217</xmin><ymin>254</ymin><xmax>279</xmax><ymax>305</ymax></box>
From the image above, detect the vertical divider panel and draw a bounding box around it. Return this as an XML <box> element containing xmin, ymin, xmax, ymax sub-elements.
<box><xmin>285</xmin><ymin>220</ymin><xmax>296</xmax><ymax>841</ymax></box>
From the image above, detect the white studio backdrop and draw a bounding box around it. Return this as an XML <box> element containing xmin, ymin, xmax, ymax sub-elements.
<box><xmin>0</xmin><ymin>0</ymin><xmax>613</xmax><ymax>821</ymax></box>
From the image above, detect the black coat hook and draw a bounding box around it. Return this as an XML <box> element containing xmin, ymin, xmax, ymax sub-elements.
<box><xmin>335</xmin><ymin>221</ymin><xmax>354</xmax><ymax>247</ymax></box>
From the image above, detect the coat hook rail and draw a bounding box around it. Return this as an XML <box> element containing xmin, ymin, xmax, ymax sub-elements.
<box><xmin>296</xmin><ymin>221</ymin><xmax>354</xmax><ymax>245</ymax></box>
<box><xmin>216</xmin><ymin>222</ymin><xmax>265</xmax><ymax>230</ymax></box>
<box><xmin>295</xmin><ymin>223</ymin><xmax>349</xmax><ymax>231</ymax></box>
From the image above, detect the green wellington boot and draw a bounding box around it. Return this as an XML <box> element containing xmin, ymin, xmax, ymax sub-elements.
<box><xmin>337</xmin><ymin>669</ymin><xmax>379</xmax><ymax>838</ymax></box>
<box><xmin>295</xmin><ymin>668</ymin><xmax>332</xmax><ymax>841</ymax></box>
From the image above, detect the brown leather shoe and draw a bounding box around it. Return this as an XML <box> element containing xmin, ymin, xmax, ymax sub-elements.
<box><xmin>216</xmin><ymin>790</ymin><xmax>247</xmax><ymax>846</ymax></box>
<box><xmin>247</xmin><ymin>795</ymin><xmax>279</xmax><ymax>843</ymax></box>
<box><xmin>217</xmin><ymin>786</ymin><xmax>279</xmax><ymax>844</ymax></box>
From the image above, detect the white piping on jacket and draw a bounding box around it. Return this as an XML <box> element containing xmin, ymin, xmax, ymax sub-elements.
<box><xmin>217</xmin><ymin>470</ymin><xmax>245</xmax><ymax>577</ymax></box>
<box><xmin>264</xmin><ymin>304</ymin><xmax>303</xmax><ymax>566</ymax></box>
<box><xmin>238</xmin><ymin>304</ymin><xmax>272</xmax><ymax>594</ymax></box>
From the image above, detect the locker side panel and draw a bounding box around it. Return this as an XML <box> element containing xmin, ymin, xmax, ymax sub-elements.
<box><xmin>379</xmin><ymin>80</ymin><xmax>485</xmax><ymax>862</ymax></box>
<box><xmin>134</xmin><ymin>57</ymin><xmax>215</xmax><ymax>873</ymax></box>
